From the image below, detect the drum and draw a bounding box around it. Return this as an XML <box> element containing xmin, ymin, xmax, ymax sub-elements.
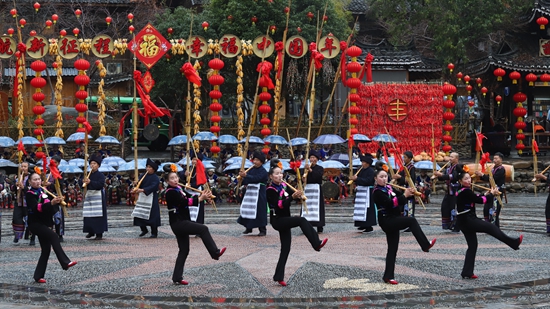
<box><xmin>466</xmin><ymin>164</ymin><xmax>514</xmax><ymax>182</ymax></box>
<box><xmin>322</xmin><ymin>181</ymin><xmax>339</xmax><ymax>199</ymax></box>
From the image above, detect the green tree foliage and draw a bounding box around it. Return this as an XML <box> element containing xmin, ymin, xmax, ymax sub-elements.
<box><xmin>368</xmin><ymin>0</ymin><xmax>533</xmax><ymax>64</ymax></box>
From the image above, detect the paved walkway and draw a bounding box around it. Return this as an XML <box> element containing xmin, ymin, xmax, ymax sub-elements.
<box><xmin>0</xmin><ymin>194</ymin><xmax>549</xmax><ymax>308</ymax></box>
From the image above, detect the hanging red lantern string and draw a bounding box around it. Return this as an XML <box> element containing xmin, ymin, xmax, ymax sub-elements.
<box><xmin>74</xmin><ymin>59</ymin><xmax>90</xmax><ymax>133</ymax></box>
<box><xmin>30</xmin><ymin>60</ymin><xmax>47</xmax><ymax>161</ymax></box>
<box><xmin>208</xmin><ymin>58</ymin><xmax>224</xmax><ymax>155</ymax></box>
<box><xmin>346</xmin><ymin>46</ymin><xmax>362</xmax><ymax>139</ymax></box>
<box><xmin>257</xmin><ymin>61</ymin><xmax>274</xmax><ymax>155</ymax></box>
<box><xmin>513</xmin><ymin>92</ymin><xmax>527</xmax><ymax>154</ymax></box>
<box><xmin>441</xmin><ymin>83</ymin><xmax>457</xmax><ymax>154</ymax></box>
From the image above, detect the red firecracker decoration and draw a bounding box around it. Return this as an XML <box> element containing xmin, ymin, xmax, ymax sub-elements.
<box><xmin>442</xmin><ymin>83</ymin><xmax>457</xmax><ymax>154</ymax></box>
<box><xmin>208</xmin><ymin>58</ymin><xmax>224</xmax><ymax>155</ymax></box>
<box><xmin>30</xmin><ymin>60</ymin><xmax>46</xmax><ymax>160</ymax></box>
<box><xmin>494</xmin><ymin>68</ymin><xmax>506</xmax><ymax>82</ymax></box>
<box><xmin>346</xmin><ymin>46</ymin><xmax>362</xmax><ymax>137</ymax></box>
<box><xmin>257</xmin><ymin>61</ymin><xmax>274</xmax><ymax>153</ymax></box>
<box><xmin>74</xmin><ymin>59</ymin><xmax>90</xmax><ymax>133</ymax></box>
<box><xmin>513</xmin><ymin>92</ymin><xmax>527</xmax><ymax>154</ymax></box>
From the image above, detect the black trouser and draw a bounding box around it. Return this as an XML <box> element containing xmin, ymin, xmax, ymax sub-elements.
<box><xmin>140</xmin><ymin>225</ymin><xmax>158</xmax><ymax>236</ymax></box>
<box><xmin>545</xmin><ymin>194</ymin><xmax>550</xmax><ymax>233</ymax></box>
<box><xmin>441</xmin><ymin>193</ymin><xmax>456</xmax><ymax>230</ymax></box>
<box><xmin>379</xmin><ymin>215</ymin><xmax>430</xmax><ymax>280</ymax></box>
<box><xmin>170</xmin><ymin>220</ymin><xmax>219</xmax><ymax>282</ymax></box>
<box><xmin>483</xmin><ymin>197</ymin><xmax>502</xmax><ymax>228</ymax></box>
<box><xmin>28</xmin><ymin>223</ymin><xmax>71</xmax><ymax>281</ymax></box>
<box><xmin>457</xmin><ymin>214</ymin><xmax>519</xmax><ymax>277</ymax></box>
<box><xmin>271</xmin><ymin>216</ymin><xmax>321</xmax><ymax>281</ymax></box>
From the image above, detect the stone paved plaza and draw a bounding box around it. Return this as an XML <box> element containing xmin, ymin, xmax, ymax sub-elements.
<box><xmin>0</xmin><ymin>193</ymin><xmax>549</xmax><ymax>308</ymax></box>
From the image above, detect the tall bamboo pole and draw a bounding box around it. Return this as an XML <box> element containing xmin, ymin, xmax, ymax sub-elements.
<box><xmin>273</xmin><ymin>0</ymin><xmax>292</xmax><ymax>135</ymax></box>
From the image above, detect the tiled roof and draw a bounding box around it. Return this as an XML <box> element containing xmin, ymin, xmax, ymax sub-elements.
<box><xmin>346</xmin><ymin>0</ymin><xmax>368</xmax><ymax>15</ymax></box>
<box><xmin>3</xmin><ymin>68</ymin><xmax>79</xmax><ymax>77</ymax></box>
<box><xmin>354</xmin><ymin>40</ymin><xmax>441</xmax><ymax>72</ymax></box>
<box><xmin>1</xmin><ymin>0</ymin><xmax>135</xmax><ymax>3</ymax></box>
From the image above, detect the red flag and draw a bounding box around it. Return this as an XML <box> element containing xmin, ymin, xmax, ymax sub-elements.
<box><xmin>475</xmin><ymin>132</ymin><xmax>486</xmax><ymax>152</ymax></box>
<box><xmin>195</xmin><ymin>159</ymin><xmax>207</xmax><ymax>186</ymax></box>
<box><xmin>49</xmin><ymin>160</ymin><xmax>62</xmax><ymax>180</ymax></box>
<box><xmin>18</xmin><ymin>140</ymin><xmax>27</xmax><ymax>155</ymax></box>
<box><xmin>534</xmin><ymin>140</ymin><xmax>539</xmax><ymax>153</ymax></box>
<box><xmin>181</xmin><ymin>62</ymin><xmax>202</xmax><ymax>86</ymax></box>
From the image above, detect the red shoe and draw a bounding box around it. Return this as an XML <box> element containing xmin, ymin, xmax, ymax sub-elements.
<box><xmin>173</xmin><ymin>280</ymin><xmax>189</xmax><ymax>285</ymax></box>
<box><xmin>36</xmin><ymin>278</ymin><xmax>46</xmax><ymax>283</ymax></box>
<box><xmin>215</xmin><ymin>247</ymin><xmax>226</xmax><ymax>260</ymax></box>
<box><xmin>424</xmin><ymin>238</ymin><xmax>437</xmax><ymax>252</ymax></box>
<box><xmin>66</xmin><ymin>261</ymin><xmax>77</xmax><ymax>270</ymax></box>
<box><xmin>316</xmin><ymin>238</ymin><xmax>328</xmax><ymax>251</ymax></box>
<box><xmin>462</xmin><ymin>274</ymin><xmax>478</xmax><ymax>279</ymax></box>
<box><xmin>517</xmin><ymin>235</ymin><xmax>523</xmax><ymax>249</ymax></box>
<box><xmin>383</xmin><ymin>278</ymin><xmax>398</xmax><ymax>285</ymax></box>
<box><xmin>277</xmin><ymin>280</ymin><xmax>287</xmax><ymax>287</ymax></box>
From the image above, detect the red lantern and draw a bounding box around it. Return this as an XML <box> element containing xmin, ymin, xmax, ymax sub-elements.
<box><xmin>210</xmin><ymin>115</ymin><xmax>221</xmax><ymax>123</ymax></box>
<box><xmin>75</xmin><ymin>90</ymin><xmax>88</xmax><ymax>100</ymax></box>
<box><xmin>34</xmin><ymin>118</ymin><xmax>45</xmax><ymax>126</ymax></box>
<box><xmin>495</xmin><ymin>95</ymin><xmax>502</xmax><ymax>105</ymax></box>
<box><xmin>31</xmin><ymin>60</ymin><xmax>47</xmax><ymax>71</ymax></box>
<box><xmin>258</xmin><ymin>92</ymin><xmax>272</xmax><ymax>102</ymax></box>
<box><xmin>74</xmin><ymin>74</ymin><xmax>90</xmax><ymax>86</ymax></box>
<box><xmin>75</xmin><ymin>9</ymin><xmax>82</xmax><ymax>18</ymax></box>
<box><xmin>209</xmin><ymin>103</ymin><xmax>223</xmax><ymax>112</ymax></box>
<box><xmin>323</xmin><ymin>15</ymin><xmax>328</xmax><ymax>23</ymax></box>
<box><xmin>32</xmin><ymin>92</ymin><xmax>45</xmax><ymax>102</ymax></box>
<box><xmin>208</xmin><ymin>74</ymin><xmax>224</xmax><ymax>86</ymax></box>
<box><xmin>346</xmin><ymin>78</ymin><xmax>361</xmax><ymax>88</ymax></box>
<box><xmin>261</xmin><ymin>128</ymin><xmax>271</xmax><ymax>136</ymax></box>
<box><xmin>494</xmin><ymin>68</ymin><xmax>506</xmax><ymax>81</ymax></box>
<box><xmin>348</xmin><ymin>105</ymin><xmax>361</xmax><ymax>115</ymax></box>
<box><xmin>202</xmin><ymin>21</ymin><xmax>209</xmax><ymax>31</ymax></box>
<box><xmin>515</xmin><ymin>143</ymin><xmax>525</xmax><ymax>151</ymax></box>
<box><xmin>251</xmin><ymin>16</ymin><xmax>258</xmax><ymax>25</ymax></box>
<box><xmin>541</xmin><ymin>73</ymin><xmax>550</xmax><ymax>86</ymax></box>
<box><xmin>209</xmin><ymin>90</ymin><xmax>222</xmax><ymax>100</ymax></box>
<box><xmin>538</xmin><ymin>16</ymin><xmax>549</xmax><ymax>29</ymax></box>
<box><xmin>60</xmin><ymin>29</ymin><xmax>67</xmax><ymax>37</ymax></box>
<box><xmin>346</xmin><ymin>46</ymin><xmax>362</xmax><ymax>57</ymax></box>
<box><xmin>442</xmin><ymin>135</ymin><xmax>452</xmax><ymax>143</ymax></box>
<box><xmin>10</xmin><ymin>8</ymin><xmax>17</xmax><ymax>17</ymax></box>
<box><xmin>468</xmin><ymin>101</ymin><xmax>475</xmax><ymax>107</ymax></box>
<box><xmin>258</xmin><ymin>104</ymin><xmax>272</xmax><ymax>114</ymax></box>
<box><xmin>19</xmin><ymin>19</ymin><xmax>26</xmax><ymax>27</ymax></box>
<box><xmin>270</xmin><ymin>25</ymin><xmax>277</xmax><ymax>34</ymax></box>
<box><xmin>513</xmin><ymin>107</ymin><xmax>527</xmax><ymax>117</ymax></box>
<box><xmin>349</xmin><ymin>93</ymin><xmax>361</xmax><ymax>103</ymax></box>
<box><xmin>45</xmin><ymin>20</ymin><xmax>52</xmax><ymax>28</ymax></box>
<box><xmin>32</xmin><ymin>105</ymin><xmax>45</xmax><ymax>115</ymax></box>
<box><xmin>284</xmin><ymin>7</ymin><xmax>290</xmax><ymax>14</ymax></box>
<box><xmin>514</xmin><ymin>122</ymin><xmax>527</xmax><ymax>130</ymax></box>
<box><xmin>74</xmin><ymin>58</ymin><xmax>90</xmax><ymax>70</ymax></box>
<box><xmin>127</xmin><ymin>13</ymin><xmax>134</xmax><ymax>23</ymax></box>
<box><xmin>7</xmin><ymin>28</ymin><xmax>14</xmax><ymax>37</ymax></box>
<box><xmin>209</xmin><ymin>58</ymin><xmax>224</xmax><ymax>71</ymax></box>
<box><xmin>480</xmin><ymin>87</ymin><xmax>488</xmax><ymax>97</ymax></box>
<box><xmin>52</xmin><ymin>14</ymin><xmax>58</xmax><ymax>23</ymax></box>
<box><xmin>513</xmin><ymin>92</ymin><xmax>527</xmax><ymax>103</ymax></box>
<box><xmin>442</xmin><ymin>145</ymin><xmax>452</xmax><ymax>152</ymax></box>
<box><xmin>443</xmin><ymin>124</ymin><xmax>453</xmax><ymax>132</ymax></box>
<box><xmin>35</xmin><ymin>151</ymin><xmax>45</xmax><ymax>159</ymax></box>
<box><xmin>447</xmin><ymin>63</ymin><xmax>454</xmax><ymax>73</ymax></box>
<box><xmin>29</xmin><ymin>30</ymin><xmax>36</xmax><ymax>37</ymax></box>
<box><xmin>516</xmin><ymin>133</ymin><xmax>525</xmax><ymax>141</ymax></box>
<box><xmin>349</xmin><ymin>118</ymin><xmax>359</xmax><ymax>125</ymax></box>
<box><xmin>75</xmin><ymin>103</ymin><xmax>88</xmax><ymax>113</ymax></box>
<box><xmin>442</xmin><ymin>83</ymin><xmax>457</xmax><ymax>97</ymax></box>
<box><xmin>262</xmin><ymin>147</ymin><xmax>270</xmax><ymax>155</ymax></box>
<box><xmin>297</xmin><ymin>27</ymin><xmax>302</xmax><ymax>33</ymax></box>
<box><xmin>456</xmin><ymin>72</ymin><xmax>463</xmax><ymax>81</ymax></box>
<box><xmin>33</xmin><ymin>129</ymin><xmax>44</xmax><ymax>136</ymax></box>
<box><xmin>260</xmin><ymin>118</ymin><xmax>271</xmax><ymax>125</ymax></box>
<box><xmin>509</xmin><ymin>71</ymin><xmax>521</xmax><ymax>84</ymax></box>
<box><xmin>350</xmin><ymin>128</ymin><xmax>359</xmax><ymax>135</ymax></box>
<box><xmin>463</xmin><ymin>75</ymin><xmax>471</xmax><ymax>84</ymax></box>
<box><xmin>167</xmin><ymin>27</ymin><xmax>173</xmax><ymax>35</ymax></box>
<box><xmin>129</xmin><ymin>25</ymin><xmax>135</xmax><ymax>34</ymax></box>
<box><xmin>210</xmin><ymin>146</ymin><xmax>220</xmax><ymax>154</ymax></box>
<box><xmin>443</xmin><ymin>100</ymin><xmax>455</xmax><ymax>109</ymax></box>
<box><xmin>227</xmin><ymin>15</ymin><xmax>233</xmax><ymax>22</ymax></box>
<box><xmin>210</xmin><ymin>126</ymin><xmax>220</xmax><ymax>133</ymax></box>
<box><xmin>76</xmin><ymin>116</ymin><xmax>86</xmax><ymax>124</ymax></box>
<box><xmin>346</xmin><ymin>62</ymin><xmax>362</xmax><ymax>73</ymax></box>
<box><xmin>466</xmin><ymin>85</ymin><xmax>473</xmax><ymax>94</ymax></box>
<box><xmin>105</xmin><ymin>16</ymin><xmax>112</xmax><ymax>25</ymax></box>
<box><xmin>443</xmin><ymin>112</ymin><xmax>455</xmax><ymax>121</ymax></box>
<box><xmin>526</xmin><ymin>73</ymin><xmax>537</xmax><ymax>86</ymax></box>
<box><xmin>33</xmin><ymin>2</ymin><xmax>41</xmax><ymax>12</ymax></box>
<box><xmin>30</xmin><ymin>77</ymin><xmax>46</xmax><ymax>88</ymax></box>
<box><xmin>307</xmin><ymin>11</ymin><xmax>314</xmax><ymax>21</ymax></box>
<box><xmin>476</xmin><ymin>77</ymin><xmax>482</xmax><ymax>87</ymax></box>
<box><xmin>73</xmin><ymin>28</ymin><xmax>80</xmax><ymax>37</ymax></box>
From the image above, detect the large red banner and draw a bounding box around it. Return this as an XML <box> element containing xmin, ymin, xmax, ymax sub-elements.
<box><xmin>357</xmin><ymin>83</ymin><xmax>444</xmax><ymax>155</ymax></box>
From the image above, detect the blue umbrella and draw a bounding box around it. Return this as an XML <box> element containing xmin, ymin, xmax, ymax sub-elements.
<box><xmin>225</xmin><ymin>157</ymin><xmax>248</xmax><ymax>165</ymax></box>
<box><xmin>203</xmin><ymin>161</ymin><xmax>216</xmax><ymax>170</ymax></box>
<box><xmin>376</xmin><ymin>157</ymin><xmax>398</xmax><ymax>170</ymax></box>
<box><xmin>289</xmin><ymin>137</ymin><xmax>309</xmax><ymax>146</ymax></box>
<box><xmin>240</xmin><ymin>136</ymin><xmax>264</xmax><ymax>144</ymax></box>
<box><xmin>17</xmin><ymin>136</ymin><xmax>41</xmax><ymax>145</ymax></box>
<box><xmin>264</xmin><ymin>135</ymin><xmax>288</xmax><ymax>145</ymax></box>
<box><xmin>177</xmin><ymin>157</ymin><xmax>190</xmax><ymax>166</ymax></box>
<box><xmin>372</xmin><ymin>134</ymin><xmax>397</xmax><ymax>143</ymax></box>
<box><xmin>158</xmin><ymin>162</ymin><xmax>183</xmax><ymax>172</ymax></box>
<box><xmin>0</xmin><ymin>159</ymin><xmax>18</xmax><ymax>168</ymax></box>
<box><xmin>414</xmin><ymin>160</ymin><xmax>440</xmax><ymax>170</ymax></box>
<box><xmin>37</xmin><ymin>158</ymin><xmax>68</xmax><ymax>166</ymax></box>
<box><xmin>329</xmin><ymin>153</ymin><xmax>353</xmax><ymax>165</ymax></box>
<box><xmin>168</xmin><ymin>135</ymin><xmax>188</xmax><ymax>146</ymax></box>
<box><xmin>224</xmin><ymin>161</ymin><xmax>253</xmax><ymax>172</ymax></box>
<box><xmin>348</xmin><ymin>134</ymin><xmax>371</xmax><ymax>143</ymax></box>
<box><xmin>102</xmin><ymin>156</ymin><xmax>126</xmax><ymax>167</ymax></box>
<box><xmin>66</xmin><ymin>132</ymin><xmax>93</xmax><ymax>142</ymax></box>
<box><xmin>192</xmin><ymin>131</ymin><xmax>218</xmax><ymax>141</ymax></box>
<box><xmin>87</xmin><ymin>165</ymin><xmax>117</xmax><ymax>173</ymax></box>
<box><xmin>68</xmin><ymin>158</ymin><xmax>86</xmax><ymax>167</ymax></box>
<box><xmin>43</xmin><ymin>136</ymin><xmax>66</xmax><ymax>145</ymax></box>
<box><xmin>0</xmin><ymin>137</ymin><xmax>15</xmax><ymax>148</ymax></box>
<box><xmin>318</xmin><ymin>160</ymin><xmax>346</xmax><ymax>169</ymax></box>
<box><xmin>312</xmin><ymin>134</ymin><xmax>345</xmax><ymax>145</ymax></box>
<box><xmin>117</xmin><ymin>159</ymin><xmax>148</xmax><ymax>172</ymax></box>
<box><xmin>346</xmin><ymin>158</ymin><xmax>362</xmax><ymax>168</ymax></box>
<box><xmin>58</xmin><ymin>165</ymin><xmax>83</xmax><ymax>174</ymax></box>
<box><xmin>95</xmin><ymin>135</ymin><xmax>121</xmax><ymax>144</ymax></box>
<box><xmin>218</xmin><ymin>134</ymin><xmax>239</xmax><ymax>144</ymax></box>
<box><xmin>262</xmin><ymin>160</ymin><xmax>291</xmax><ymax>172</ymax></box>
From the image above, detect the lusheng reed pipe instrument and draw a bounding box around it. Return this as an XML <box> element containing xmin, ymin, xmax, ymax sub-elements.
<box><xmin>470</xmin><ymin>183</ymin><xmax>501</xmax><ymax>195</ymax></box>
<box><xmin>132</xmin><ymin>172</ymin><xmax>148</xmax><ymax>193</ymax></box>
<box><xmin>347</xmin><ymin>167</ymin><xmax>363</xmax><ymax>185</ymax></box>
<box><xmin>40</xmin><ymin>186</ymin><xmax>68</xmax><ymax>207</ymax></box>
<box><xmin>431</xmin><ymin>161</ymin><xmax>450</xmax><ymax>179</ymax></box>
<box><xmin>388</xmin><ymin>183</ymin><xmax>421</xmax><ymax>196</ymax></box>
<box><xmin>81</xmin><ymin>170</ymin><xmax>92</xmax><ymax>188</ymax></box>
<box><xmin>236</xmin><ymin>166</ymin><xmax>254</xmax><ymax>180</ymax></box>
<box><xmin>282</xmin><ymin>181</ymin><xmax>307</xmax><ymax>200</ymax></box>
<box><xmin>534</xmin><ymin>164</ymin><xmax>550</xmax><ymax>181</ymax></box>
<box><xmin>285</xmin><ymin>128</ymin><xmax>308</xmax><ymax>214</ymax></box>
<box><xmin>178</xmin><ymin>183</ymin><xmax>216</xmax><ymax>199</ymax></box>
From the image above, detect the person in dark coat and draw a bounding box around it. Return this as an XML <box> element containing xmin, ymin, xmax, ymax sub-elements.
<box><xmin>26</xmin><ymin>172</ymin><xmax>77</xmax><ymax>283</ymax></box>
<box><xmin>371</xmin><ymin>165</ymin><xmax>436</xmax><ymax>285</ymax></box>
<box><xmin>184</xmin><ymin>151</ymin><xmax>208</xmax><ymax>225</ymax></box>
<box><xmin>82</xmin><ymin>155</ymin><xmax>108</xmax><ymax>240</ymax></box>
<box><xmin>13</xmin><ymin>161</ymin><xmax>31</xmax><ymax>244</ymax></box>
<box><xmin>392</xmin><ymin>151</ymin><xmax>416</xmax><ymax>219</ymax></box>
<box><xmin>304</xmin><ymin>150</ymin><xmax>325</xmax><ymax>233</ymax></box>
<box><xmin>133</xmin><ymin>159</ymin><xmax>161</xmax><ymax>238</ymax></box>
<box><xmin>433</xmin><ymin>152</ymin><xmax>462</xmax><ymax>232</ymax></box>
<box><xmin>266</xmin><ymin>159</ymin><xmax>328</xmax><ymax>287</ymax></box>
<box><xmin>474</xmin><ymin>152</ymin><xmax>506</xmax><ymax>227</ymax></box>
<box><xmin>351</xmin><ymin>155</ymin><xmax>376</xmax><ymax>232</ymax></box>
<box><xmin>44</xmin><ymin>155</ymin><xmax>65</xmax><ymax>242</ymax></box>
<box><xmin>456</xmin><ymin>171</ymin><xmax>522</xmax><ymax>279</ymax></box>
<box><xmin>163</xmin><ymin>165</ymin><xmax>226</xmax><ymax>285</ymax></box>
<box><xmin>237</xmin><ymin>151</ymin><xmax>269</xmax><ymax>236</ymax></box>
<box><xmin>535</xmin><ymin>169</ymin><xmax>550</xmax><ymax>235</ymax></box>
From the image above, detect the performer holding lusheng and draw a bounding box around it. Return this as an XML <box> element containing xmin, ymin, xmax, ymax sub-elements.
<box><xmin>132</xmin><ymin>159</ymin><xmax>162</xmax><ymax>238</ymax></box>
<box><xmin>82</xmin><ymin>155</ymin><xmax>108</xmax><ymax>240</ymax></box>
<box><xmin>474</xmin><ymin>152</ymin><xmax>506</xmax><ymax>227</ymax></box>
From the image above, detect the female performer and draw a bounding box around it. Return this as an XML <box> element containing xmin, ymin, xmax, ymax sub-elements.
<box><xmin>535</xmin><ymin>171</ymin><xmax>550</xmax><ymax>235</ymax></box>
<box><xmin>303</xmin><ymin>150</ymin><xmax>325</xmax><ymax>233</ymax></box>
<box><xmin>13</xmin><ymin>161</ymin><xmax>30</xmax><ymax>244</ymax></box>
<box><xmin>26</xmin><ymin>173</ymin><xmax>77</xmax><ymax>283</ymax></box>
<box><xmin>82</xmin><ymin>155</ymin><xmax>108</xmax><ymax>240</ymax></box>
<box><xmin>351</xmin><ymin>155</ymin><xmax>376</xmax><ymax>232</ymax></box>
<box><xmin>163</xmin><ymin>165</ymin><xmax>226</xmax><ymax>285</ymax></box>
<box><xmin>266</xmin><ymin>159</ymin><xmax>328</xmax><ymax>287</ymax></box>
<box><xmin>456</xmin><ymin>172</ymin><xmax>522</xmax><ymax>279</ymax></box>
<box><xmin>371</xmin><ymin>164</ymin><xmax>436</xmax><ymax>285</ymax></box>
<box><xmin>133</xmin><ymin>159</ymin><xmax>161</xmax><ymax>238</ymax></box>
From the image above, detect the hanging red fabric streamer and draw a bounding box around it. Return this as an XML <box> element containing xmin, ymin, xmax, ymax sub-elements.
<box><xmin>257</xmin><ymin>61</ymin><xmax>275</xmax><ymax>89</ymax></box>
<box><xmin>348</xmin><ymin>134</ymin><xmax>355</xmax><ymax>149</ymax></box>
<box><xmin>476</xmin><ymin>132</ymin><xmax>486</xmax><ymax>152</ymax></box>
<box><xmin>84</xmin><ymin>121</ymin><xmax>93</xmax><ymax>134</ymax></box>
<box><xmin>479</xmin><ymin>152</ymin><xmax>491</xmax><ymax>173</ymax></box>
<box><xmin>18</xmin><ymin>140</ymin><xmax>27</xmax><ymax>155</ymax></box>
<box><xmin>181</xmin><ymin>62</ymin><xmax>202</xmax><ymax>86</ymax></box>
<box><xmin>275</xmin><ymin>41</ymin><xmax>284</xmax><ymax>80</ymax></box>
<box><xmin>363</xmin><ymin>53</ymin><xmax>374</xmax><ymax>83</ymax></box>
<box><xmin>340</xmin><ymin>41</ymin><xmax>348</xmax><ymax>86</ymax></box>
<box><xmin>290</xmin><ymin>160</ymin><xmax>301</xmax><ymax>171</ymax></box>
<box><xmin>49</xmin><ymin>160</ymin><xmax>62</xmax><ymax>180</ymax></box>
<box><xmin>195</xmin><ymin>159</ymin><xmax>207</xmax><ymax>186</ymax></box>
<box><xmin>534</xmin><ymin>140</ymin><xmax>540</xmax><ymax>153</ymax></box>
<box><xmin>133</xmin><ymin>71</ymin><xmax>165</xmax><ymax>119</ymax></box>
